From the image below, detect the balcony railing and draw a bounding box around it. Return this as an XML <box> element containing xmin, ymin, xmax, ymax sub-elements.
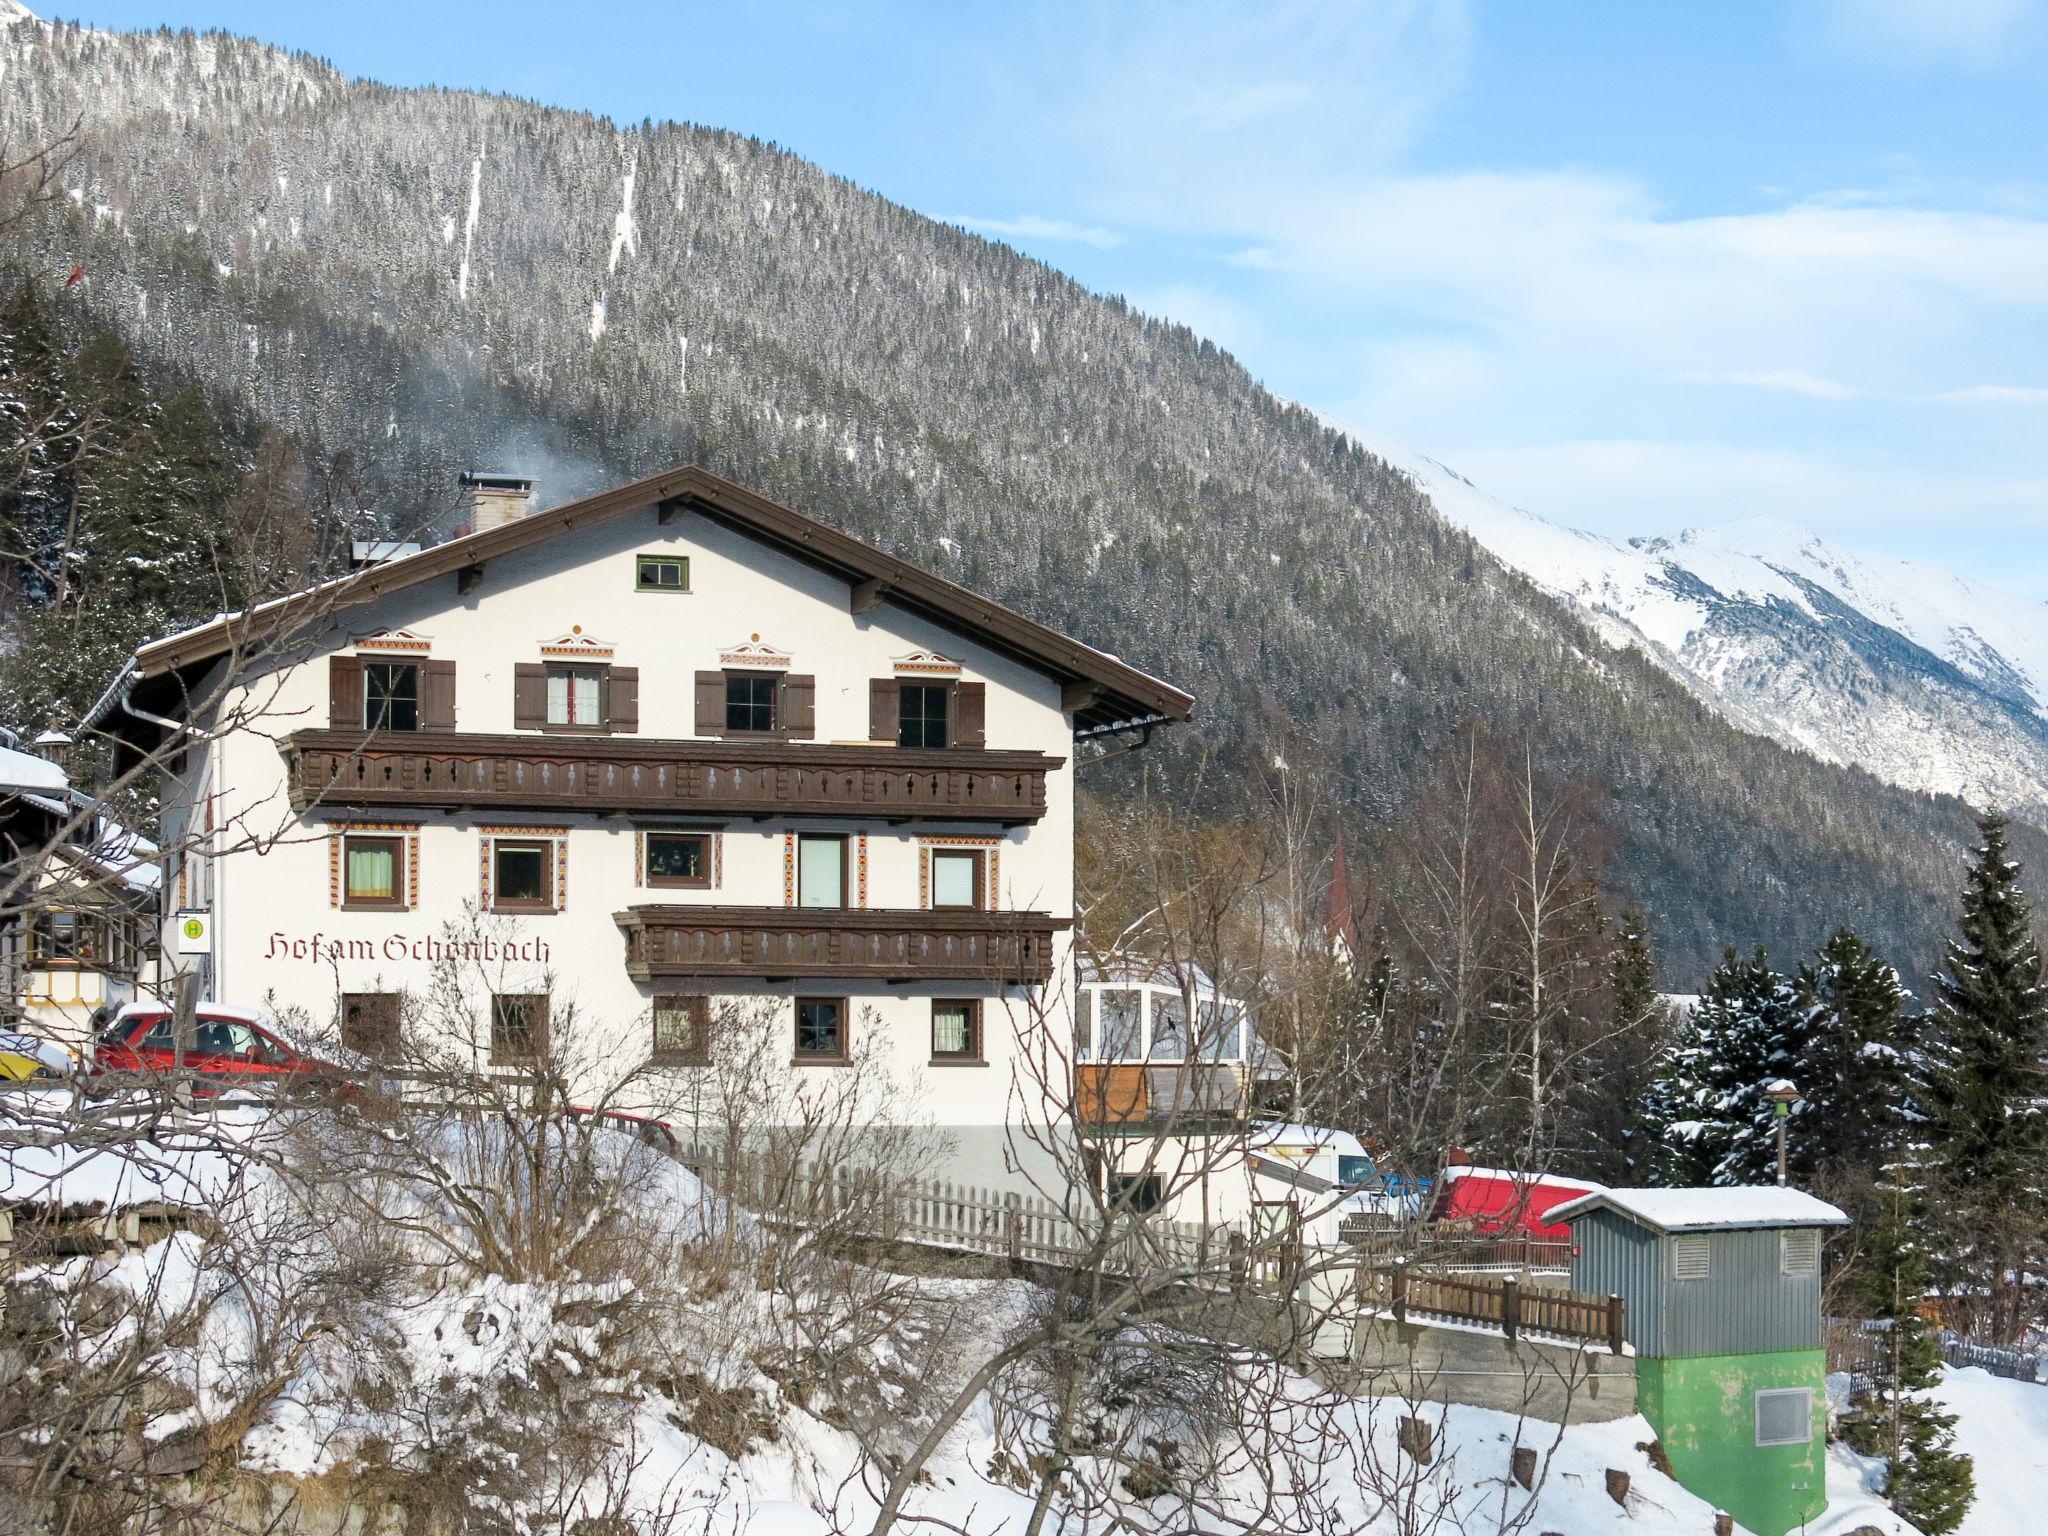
<box><xmin>281</xmin><ymin>730</ymin><xmax>1058</xmax><ymax>824</ymax></box>
<box><xmin>1074</xmin><ymin>1063</ymin><xmax>1250</xmax><ymax>1127</ymax></box>
<box><xmin>615</xmin><ymin>905</ymin><xmax>1067</xmax><ymax>984</ymax></box>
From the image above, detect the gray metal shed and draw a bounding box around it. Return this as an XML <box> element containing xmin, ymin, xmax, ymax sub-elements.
<box><xmin>1551</xmin><ymin>1187</ymin><xmax>1851</xmax><ymax>1358</ymax></box>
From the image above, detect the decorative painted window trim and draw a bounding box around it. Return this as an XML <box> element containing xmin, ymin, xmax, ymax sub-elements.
<box><xmin>719</xmin><ymin>636</ymin><xmax>792</xmax><ymax>670</ymax></box>
<box><xmin>329</xmin><ymin>822</ymin><xmax>422</xmax><ymax>911</ymax></box>
<box><xmin>856</xmin><ymin>833</ymin><xmax>869</xmax><ymax>909</ymax></box>
<box><xmin>538</xmin><ymin>627</ymin><xmax>616</xmax><ymax>661</ymax></box>
<box><xmin>479</xmin><ymin>826</ymin><xmax>570</xmax><ymax>911</ymax></box>
<box><xmin>782</xmin><ymin>832</ymin><xmax>796</xmax><ymax>907</ymax></box>
<box><xmin>354</xmin><ymin>628</ymin><xmax>433</xmax><ymax>654</ymax></box>
<box><xmin>634</xmin><ymin>828</ymin><xmax>723</xmax><ymax>890</ymax></box>
<box><xmin>918</xmin><ymin>834</ymin><xmax>1003</xmax><ymax>910</ymax></box>
<box><xmin>892</xmin><ymin>649</ymin><xmax>962</xmax><ymax>676</ymax></box>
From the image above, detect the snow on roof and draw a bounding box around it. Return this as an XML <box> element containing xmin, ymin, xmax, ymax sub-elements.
<box><xmin>1440</xmin><ymin>1164</ymin><xmax>1605</xmax><ymax>1193</ymax></box>
<box><xmin>1549</xmin><ymin>1186</ymin><xmax>1851</xmax><ymax>1233</ymax></box>
<box><xmin>1250</xmin><ymin>1121</ymin><xmax>1369</xmax><ymax>1158</ymax></box>
<box><xmin>0</xmin><ymin>745</ymin><xmax>68</xmax><ymax>792</ymax></box>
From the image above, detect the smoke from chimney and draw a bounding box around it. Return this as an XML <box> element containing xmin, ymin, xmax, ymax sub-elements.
<box><xmin>460</xmin><ymin>471</ymin><xmax>535</xmax><ymax>533</ymax></box>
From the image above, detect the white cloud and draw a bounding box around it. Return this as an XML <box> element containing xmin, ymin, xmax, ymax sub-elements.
<box><xmin>1814</xmin><ymin>0</ymin><xmax>2033</xmax><ymax>70</ymax></box>
<box><xmin>1124</xmin><ymin>283</ymin><xmax>1267</xmax><ymax>356</ymax></box>
<box><xmin>1937</xmin><ymin>383</ymin><xmax>2048</xmax><ymax>403</ymax></box>
<box><xmin>948</xmin><ymin>214</ymin><xmax>1124</xmax><ymax>249</ymax></box>
<box><xmin>1681</xmin><ymin>369</ymin><xmax>1862</xmax><ymax>400</ymax></box>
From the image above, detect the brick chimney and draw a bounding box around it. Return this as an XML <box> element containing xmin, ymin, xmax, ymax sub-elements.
<box><xmin>460</xmin><ymin>471</ymin><xmax>534</xmax><ymax>533</ymax></box>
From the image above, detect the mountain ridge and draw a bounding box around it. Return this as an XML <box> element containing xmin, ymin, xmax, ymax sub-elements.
<box><xmin>0</xmin><ymin>11</ymin><xmax>2031</xmax><ymax>980</ymax></box>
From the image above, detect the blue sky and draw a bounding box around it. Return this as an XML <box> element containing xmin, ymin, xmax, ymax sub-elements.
<box><xmin>52</xmin><ymin>0</ymin><xmax>2048</xmax><ymax>595</ymax></box>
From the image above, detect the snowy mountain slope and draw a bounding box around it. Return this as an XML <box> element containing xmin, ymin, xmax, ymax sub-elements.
<box><xmin>1340</xmin><ymin>426</ymin><xmax>2048</xmax><ymax>823</ymax></box>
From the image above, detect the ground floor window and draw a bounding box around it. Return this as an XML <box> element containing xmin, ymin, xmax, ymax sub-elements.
<box><xmin>651</xmin><ymin>995</ymin><xmax>710</xmax><ymax>1064</ymax></box>
<box><xmin>491</xmin><ymin>839</ymin><xmax>555</xmax><ymax>912</ymax></box>
<box><xmin>1108</xmin><ymin>1173</ymin><xmax>1163</xmax><ymax>1215</ymax></box>
<box><xmin>343</xmin><ymin>834</ymin><xmax>405</xmax><ymax>909</ymax></box>
<box><xmin>341</xmin><ymin>992</ymin><xmax>401</xmax><ymax>1056</ymax></box>
<box><xmin>1754</xmin><ymin>1388</ymin><xmax>1812</xmax><ymax>1447</ymax></box>
<box><xmin>491</xmin><ymin>993</ymin><xmax>550</xmax><ymax>1063</ymax></box>
<box><xmin>794</xmin><ymin>996</ymin><xmax>848</xmax><ymax>1062</ymax></box>
<box><xmin>931</xmin><ymin>999</ymin><xmax>981</xmax><ymax>1062</ymax></box>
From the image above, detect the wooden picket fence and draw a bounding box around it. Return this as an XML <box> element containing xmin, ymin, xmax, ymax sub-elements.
<box><xmin>678</xmin><ymin>1142</ymin><xmax>1242</xmax><ymax>1281</ymax></box>
<box><xmin>1942</xmin><ymin>1335</ymin><xmax>2045</xmax><ymax>1385</ymax></box>
<box><xmin>1340</xmin><ymin>1217</ymin><xmax>1573</xmax><ymax>1273</ymax></box>
<box><xmin>1357</xmin><ymin>1263</ymin><xmax>1626</xmax><ymax>1353</ymax></box>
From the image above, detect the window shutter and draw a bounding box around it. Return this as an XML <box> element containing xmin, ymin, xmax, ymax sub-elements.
<box><xmin>610</xmin><ymin>666</ymin><xmax>639</xmax><ymax>734</ymax></box>
<box><xmin>955</xmin><ymin>682</ymin><xmax>987</xmax><ymax>749</ymax></box>
<box><xmin>870</xmin><ymin>678</ymin><xmax>900</xmax><ymax>742</ymax></box>
<box><xmin>695</xmin><ymin>671</ymin><xmax>725</xmax><ymax>735</ymax></box>
<box><xmin>328</xmin><ymin>656</ymin><xmax>364</xmax><ymax>729</ymax></box>
<box><xmin>512</xmin><ymin>665</ymin><xmax>547</xmax><ymax>730</ymax></box>
<box><xmin>422</xmin><ymin>660</ymin><xmax>458</xmax><ymax>730</ymax></box>
<box><xmin>782</xmin><ymin>674</ymin><xmax>816</xmax><ymax>739</ymax></box>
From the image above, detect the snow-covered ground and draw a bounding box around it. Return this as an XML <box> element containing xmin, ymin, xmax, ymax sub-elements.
<box><xmin>1933</xmin><ymin>1366</ymin><xmax>2048</xmax><ymax>1536</ymax></box>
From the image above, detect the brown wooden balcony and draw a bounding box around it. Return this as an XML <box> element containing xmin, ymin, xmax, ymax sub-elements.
<box><xmin>615</xmin><ymin>905</ymin><xmax>1067</xmax><ymax>984</ymax></box>
<box><xmin>281</xmin><ymin>730</ymin><xmax>1059</xmax><ymax>824</ymax></box>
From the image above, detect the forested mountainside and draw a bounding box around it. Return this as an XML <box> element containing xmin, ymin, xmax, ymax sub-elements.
<box><xmin>1362</xmin><ymin>429</ymin><xmax>2048</xmax><ymax>828</ymax></box>
<box><xmin>0</xmin><ymin>11</ymin><xmax>2031</xmax><ymax>981</ymax></box>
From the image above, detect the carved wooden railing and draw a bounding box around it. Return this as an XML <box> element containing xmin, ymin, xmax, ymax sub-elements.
<box><xmin>281</xmin><ymin>730</ymin><xmax>1058</xmax><ymax>823</ymax></box>
<box><xmin>614</xmin><ymin>905</ymin><xmax>1067</xmax><ymax>984</ymax></box>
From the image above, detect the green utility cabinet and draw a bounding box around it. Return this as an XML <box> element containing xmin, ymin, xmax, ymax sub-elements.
<box><xmin>1552</xmin><ymin>1187</ymin><xmax>1851</xmax><ymax>1536</ymax></box>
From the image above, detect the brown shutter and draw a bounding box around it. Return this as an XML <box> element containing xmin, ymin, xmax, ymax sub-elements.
<box><xmin>609</xmin><ymin>667</ymin><xmax>639</xmax><ymax>733</ymax></box>
<box><xmin>782</xmin><ymin>674</ymin><xmax>815</xmax><ymax>739</ymax></box>
<box><xmin>955</xmin><ymin>682</ymin><xmax>987</xmax><ymax>749</ymax></box>
<box><xmin>513</xmin><ymin>664</ymin><xmax>547</xmax><ymax>730</ymax></box>
<box><xmin>869</xmin><ymin>678</ymin><xmax>900</xmax><ymax>743</ymax></box>
<box><xmin>328</xmin><ymin>656</ymin><xmax>364</xmax><ymax>729</ymax></box>
<box><xmin>422</xmin><ymin>660</ymin><xmax>457</xmax><ymax>730</ymax></box>
<box><xmin>695</xmin><ymin>671</ymin><xmax>725</xmax><ymax>736</ymax></box>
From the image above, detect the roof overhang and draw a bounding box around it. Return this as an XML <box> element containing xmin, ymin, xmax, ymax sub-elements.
<box><xmin>94</xmin><ymin>465</ymin><xmax>1194</xmax><ymax>758</ymax></box>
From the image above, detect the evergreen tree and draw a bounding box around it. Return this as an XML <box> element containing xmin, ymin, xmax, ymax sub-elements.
<box><xmin>1645</xmin><ymin>948</ymin><xmax>1801</xmax><ymax>1186</ymax></box>
<box><xmin>1922</xmin><ymin>812</ymin><xmax>2048</xmax><ymax>1341</ymax></box>
<box><xmin>1792</xmin><ymin>929</ymin><xmax>1916</xmax><ymax>1182</ymax></box>
<box><xmin>1842</xmin><ymin>1144</ymin><xmax>1976</xmax><ymax>1533</ymax></box>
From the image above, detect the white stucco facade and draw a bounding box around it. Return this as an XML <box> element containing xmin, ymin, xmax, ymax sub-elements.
<box><xmin>134</xmin><ymin>479</ymin><xmax>1183</xmax><ymax>1189</ymax></box>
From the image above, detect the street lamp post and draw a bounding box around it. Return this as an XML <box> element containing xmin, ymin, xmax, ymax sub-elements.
<box><xmin>1766</xmin><ymin>1079</ymin><xmax>1800</xmax><ymax>1186</ymax></box>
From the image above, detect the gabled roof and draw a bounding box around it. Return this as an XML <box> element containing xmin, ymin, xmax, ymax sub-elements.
<box><xmin>97</xmin><ymin>465</ymin><xmax>1194</xmax><ymax>744</ymax></box>
<box><xmin>1549</xmin><ymin>1186</ymin><xmax>1851</xmax><ymax>1235</ymax></box>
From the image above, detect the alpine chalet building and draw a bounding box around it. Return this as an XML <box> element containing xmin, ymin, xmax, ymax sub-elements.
<box><xmin>92</xmin><ymin>467</ymin><xmax>1192</xmax><ymax>1181</ymax></box>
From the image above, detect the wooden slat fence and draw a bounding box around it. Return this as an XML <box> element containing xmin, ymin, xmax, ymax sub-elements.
<box><xmin>1340</xmin><ymin>1217</ymin><xmax>1572</xmax><ymax>1273</ymax></box>
<box><xmin>678</xmin><ymin>1143</ymin><xmax>1239</xmax><ymax>1281</ymax></box>
<box><xmin>1357</xmin><ymin>1263</ymin><xmax>1625</xmax><ymax>1352</ymax></box>
<box><xmin>1942</xmin><ymin>1335</ymin><xmax>2045</xmax><ymax>1385</ymax></box>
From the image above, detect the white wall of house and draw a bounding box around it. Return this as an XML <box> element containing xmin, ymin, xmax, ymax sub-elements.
<box><xmin>155</xmin><ymin>503</ymin><xmax>1080</xmax><ymax>1187</ymax></box>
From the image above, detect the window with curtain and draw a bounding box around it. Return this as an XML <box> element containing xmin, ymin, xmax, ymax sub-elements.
<box><xmin>546</xmin><ymin>665</ymin><xmax>606</xmax><ymax>727</ymax></box>
<box><xmin>930</xmin><ymin>849</ymin><xmax>981</xmax><ymax>909</ymax></box>
<box><xmin>797</xmin><ymin>835</ymin><xmax>845</xmax><ymax>908</ymax></box>
<box><xmin>651</xmin><ymin>996</ymin><xmax>709</xmax><ymax>1063</ymax></box>
<box><xmin>932</xmin><ymin>1000</ymin><xmax>979</xmax><ymax>1060</ymax></box>
<box><xmin>343</xmin><ymin>835</ymin><xmax>403</xmax><ymax>908</ymax></box>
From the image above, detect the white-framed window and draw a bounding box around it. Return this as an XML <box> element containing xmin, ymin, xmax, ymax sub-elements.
<box><xmin>1780</xmin><ymin>1228</ymin><xmax>1819</xmax><ymax>1277</ymax></box>
<box><xmin>1754</xmin><ymin>1387</ymin><xmax>1812</xmax><ymax>1447</ymax></box>
<box><xmin>1672</xmin><ymin>1234</ymin><xmax>1710</xmax><ymax>1281</ymax></box>
<box><xmin>547</xmin><ymin>664</ymin><xmax>606</xmax><ymax>727</ymax></box>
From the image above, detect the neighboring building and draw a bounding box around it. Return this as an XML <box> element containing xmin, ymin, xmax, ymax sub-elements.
<box><xmin>1072</xmin><ymin>957</ymin><xmax>1262</xmax><ymax>1128</ymax></box>
<box><xmin>1551</xmin><ymin>1186</ymin><xmax>1851</xmax><ymax>1536</ymax></box>
<box><xmin>86</xmin><ymin>465</ymin><xmax>1192</xmax><ymax>1184</ymax></box>
<box><xmin>0</xmin><ymin>743</ymin><xmax>161</xmax><ymax>1047</ymax></box>
<box><xmin>1428</xmin><ymin>1159</ymin><xmax>1606</xmax><ymax>1241</ymax></box>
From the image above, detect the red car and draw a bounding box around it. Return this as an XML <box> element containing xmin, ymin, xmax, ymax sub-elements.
<box><xmin>91</xmin><ymin>1004</ymin><xmax>337</xmax><ymax>1092</ymax></box>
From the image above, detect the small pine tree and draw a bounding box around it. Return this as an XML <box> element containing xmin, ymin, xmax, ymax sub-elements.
<box><xmin>1645</xmin><ymin>948</ymin><xmax>1800</xmax><ymax>1186</ymax></box>
<box><xmin>1842</xmin><ymin>1144</ymin><xmax>1976</xmax><ymax>1533</ymax></box>
<box><xmin>1922</xmin><ymin>811</ymin><xmax>2048</xmax><ymax>1340</ymax></box>
<box><xmin>1793</xmin><ymin>929</ymin><xmax>1916</xmax><ymax>1182</ymax></box>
